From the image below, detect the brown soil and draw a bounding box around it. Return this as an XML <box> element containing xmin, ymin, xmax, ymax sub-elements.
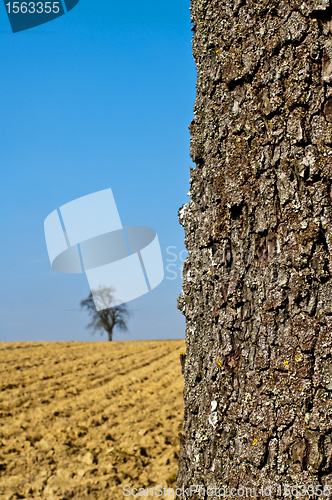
<box><xmin>0</xmin><ymin>340</ymin><xmax>185</xmax><ymax>499</ymax></box>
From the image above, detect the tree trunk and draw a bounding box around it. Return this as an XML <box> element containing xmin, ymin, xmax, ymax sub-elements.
<box><xmin>177</xmin><ymin>0</ymin><xmax>332</xmax><ymax>496</ymax></box>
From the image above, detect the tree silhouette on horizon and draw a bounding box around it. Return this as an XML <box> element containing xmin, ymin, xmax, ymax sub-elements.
<box><xmin>80</xmin><ymin>287</ymin><xmax>131</xmax><ymax>341</ymax></box>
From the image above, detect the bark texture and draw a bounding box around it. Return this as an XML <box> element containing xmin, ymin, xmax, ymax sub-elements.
<box><xmin>178</xmin><ymin>0</ymin><xmax>332</xmax><ymax>496</ymax></box>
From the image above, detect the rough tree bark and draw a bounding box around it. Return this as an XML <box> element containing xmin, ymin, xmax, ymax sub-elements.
<box><xmin>177</xmin><ymin>0</ymin><xmax>332</xmax><ymax>497</ymax></box>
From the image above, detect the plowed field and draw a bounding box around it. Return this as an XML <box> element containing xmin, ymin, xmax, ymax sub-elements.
<box><xmin>0</xmin><ymin>340</ymin><xmax>185</xmax><ymax>499</ymax></box>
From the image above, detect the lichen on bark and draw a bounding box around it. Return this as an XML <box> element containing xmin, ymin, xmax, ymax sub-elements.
<box><xmin>177</xmin><ymin>0</ymin><xmax>332</xmax><ymax>497</ymax></box>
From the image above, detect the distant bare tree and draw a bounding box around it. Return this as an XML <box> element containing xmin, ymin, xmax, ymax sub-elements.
<box><xmin>80</xmin><ymin>287</ymin><xmax>131</xmax><ymax>341</ymax></box>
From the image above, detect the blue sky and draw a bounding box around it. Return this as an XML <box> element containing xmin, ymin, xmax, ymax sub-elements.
<box><xmin>0</xmin><ymin>0</ymin><xmax>196</xmax><ymax>341</ymax></box>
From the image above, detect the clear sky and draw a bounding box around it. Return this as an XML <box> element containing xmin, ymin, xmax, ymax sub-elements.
<box><xmin>0</xmin><ymin>0</ymin><xmax>196</xmax><ymax>342</ymax></box>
